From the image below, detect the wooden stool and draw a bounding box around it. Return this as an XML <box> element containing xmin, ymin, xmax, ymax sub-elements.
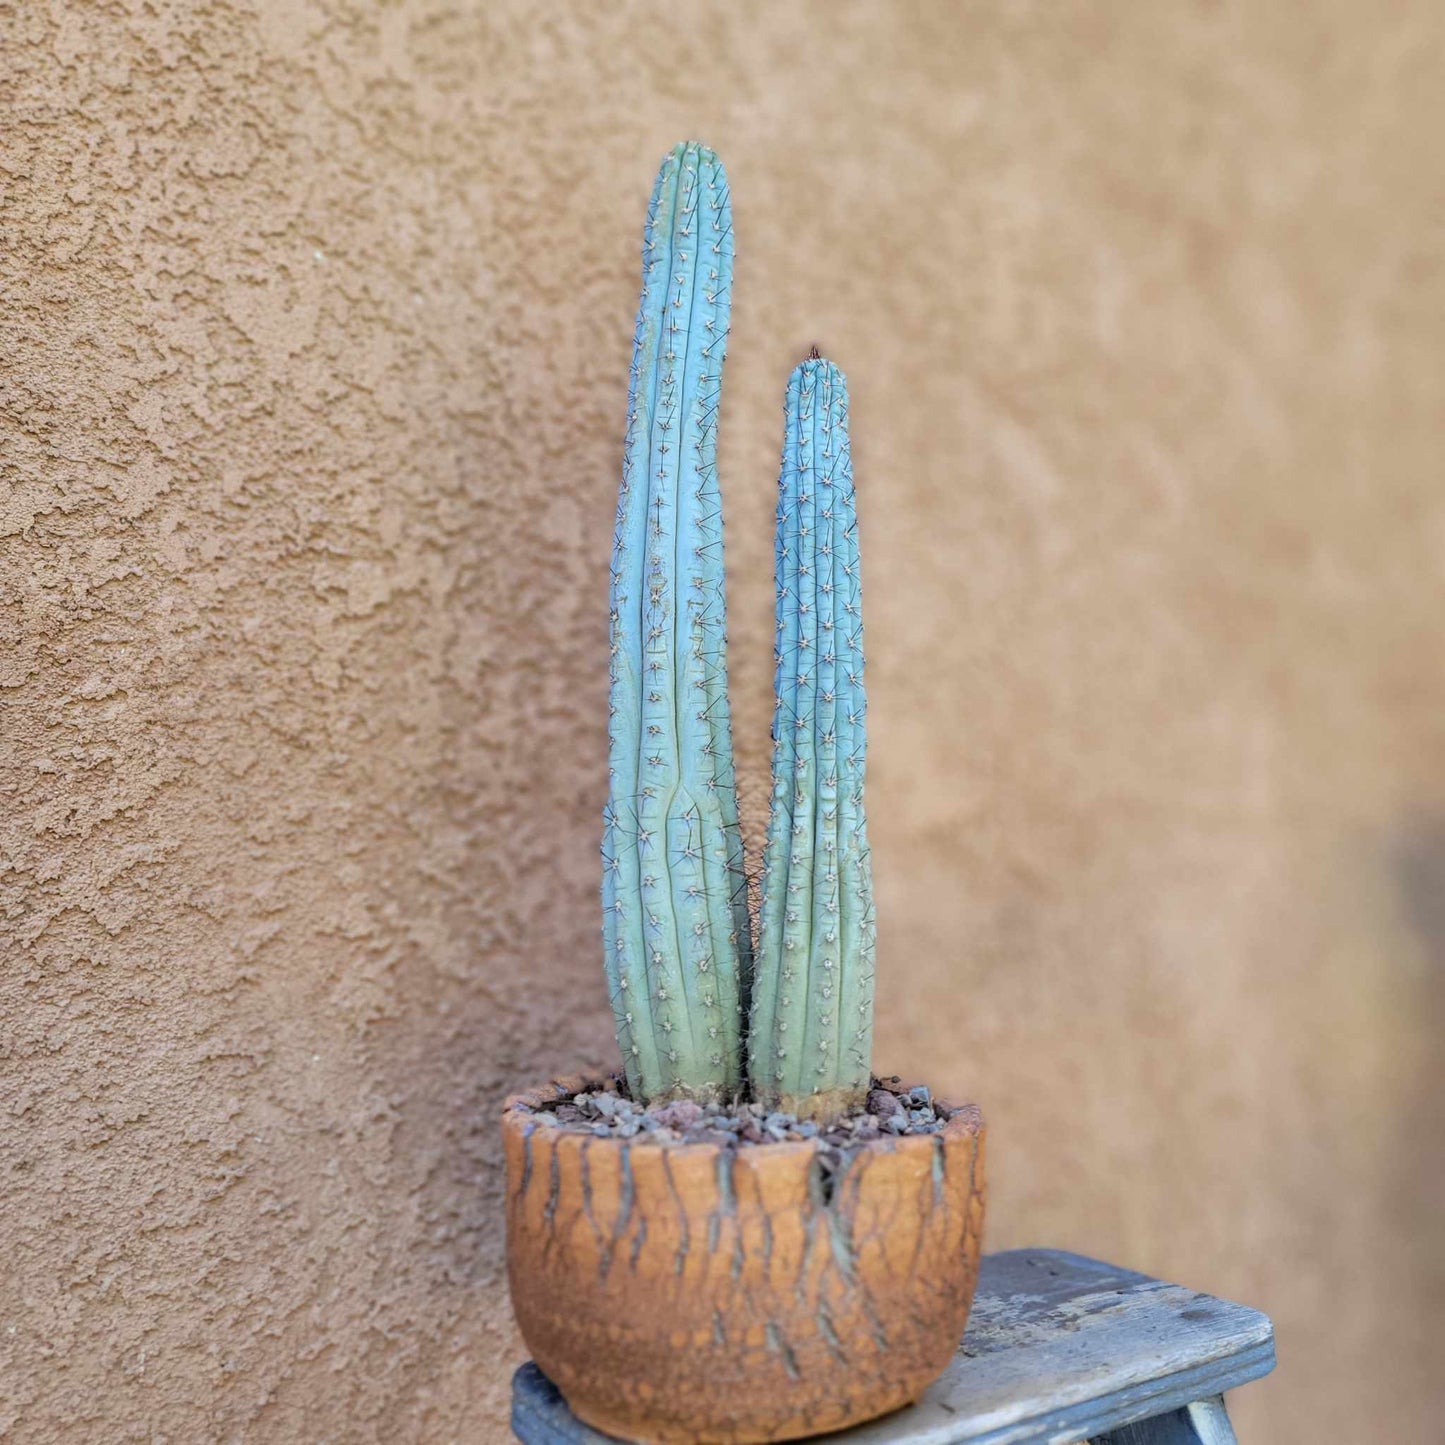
<box><xmin>511</xmin><ymin>1248</ymin><xmax>1275</xmax><ymax>1444</ymax></box>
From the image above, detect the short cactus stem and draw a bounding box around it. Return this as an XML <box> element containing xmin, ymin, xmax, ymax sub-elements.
<box><xmin>750</xmin><ymin>356</ymin><xmax>875</xmax><ymax>1120</ymax></box>
<box><xmin>603</xmin><ymin>143</ymin><xmax>751</xmax><ymax>1105</ymax></box>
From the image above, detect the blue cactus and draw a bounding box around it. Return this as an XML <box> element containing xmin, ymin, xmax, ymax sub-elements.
<box><xmin>602</xmin><ymin>143</ymin><xmax>751</xmax><ymax>1104</ymax></box>
<box><xmin>749</xmin><ymin>356</ymin><xmax>875</xmax><ymax>1118</ymax></box>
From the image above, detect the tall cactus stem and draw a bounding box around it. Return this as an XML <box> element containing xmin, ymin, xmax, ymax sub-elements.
<box><xmin>749</xmin><ymin>356</ymin><xmax>875</xmax><ymax>1119</ymax></box>
<box><xmin>603</xmin><ymin>143</ymin><xmax>751</xmax><ymax>1104</ymax></box>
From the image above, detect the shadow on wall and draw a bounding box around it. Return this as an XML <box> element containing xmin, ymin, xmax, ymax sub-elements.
<box><xmin>1389</xmin><ymin>815</ymin><xmax>1445</xmax><ymax>1273</ymax></box>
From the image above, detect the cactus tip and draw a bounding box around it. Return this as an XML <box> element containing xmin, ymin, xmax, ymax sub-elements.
<box><xmin>668</xmin><ymin>138</ymin><xmax>720</xmax><ymax>167</ymax></box>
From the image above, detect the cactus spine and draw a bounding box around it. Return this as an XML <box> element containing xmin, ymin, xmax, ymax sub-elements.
<box><xmin>603</xmin><ymin>143</ymin><xmax>751</xmax><ymax>1104</ymax></box>
<box><xmin>750</xmin><ymin>356</ymin><xmax>875</xmax><ymax>1119</ymax></box>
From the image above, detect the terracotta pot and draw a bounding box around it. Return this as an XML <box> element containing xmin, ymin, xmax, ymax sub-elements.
<box><xmin>503</xmin><ymin>1076</ymin><xmax>985</xmax><ymax>1444</ymax></box>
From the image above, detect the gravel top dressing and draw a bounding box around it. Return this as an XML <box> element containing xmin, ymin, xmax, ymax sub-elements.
<box><xmin>528</xmin><ymin>1075</ymin><xmax>952</xmax><ymax>1149</ymax></box>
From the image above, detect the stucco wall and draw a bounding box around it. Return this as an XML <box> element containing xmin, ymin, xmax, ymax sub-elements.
<box><xmin>4</xmin><ymin>3</ymin><xmax>1441</xmax><ymax>1441</ymax></box>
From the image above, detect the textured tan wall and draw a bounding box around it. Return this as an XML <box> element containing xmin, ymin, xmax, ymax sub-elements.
<box><xmin>4</xmin><ymin>2</ymin><xmax>1442</xmax><ymax>1441</ymax></box>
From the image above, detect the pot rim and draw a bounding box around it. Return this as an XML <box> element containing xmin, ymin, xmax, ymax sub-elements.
<box><xmin>503</xmin><ymin>1072</ymin><xmax>983</xmax><ymax>1157</ymax></box>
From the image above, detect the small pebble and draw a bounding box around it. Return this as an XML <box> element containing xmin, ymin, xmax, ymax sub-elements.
<box><xmin>650</xmin><ymin>1099</ymin><xmax>704</xmax><ymax>1130</ymax></box>
<box><xmin>867</xmin><ymin>1089</ymin><xmax>903</xmax><ymax>1120</ymax></box>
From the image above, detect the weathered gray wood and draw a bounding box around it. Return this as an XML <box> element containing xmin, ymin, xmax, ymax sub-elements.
<box><xmin>512</xmin><ymin>1370</ymin><xmax>620</xmax><ymax>1445</ymax></box>
<box><xmin>511</xmin><ymin>1249</ymin><xmax>1275</xmax><ymax>1444</ymax></box>
<box><xmin>1090</xmin><ymin>1394</ymin><xmax>1238</xmax><ymax>1444</ymax></box>
<box><xmin>1181</xmin><ymin>1398</ymin><xmax>1240</xmax><ymax>1445</ymax></box>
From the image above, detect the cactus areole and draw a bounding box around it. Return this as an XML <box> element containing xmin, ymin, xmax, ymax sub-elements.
<box><xmin>505</xmin><ymin>144</ymin><xmax>987</xmax><ymax>1445</ymax></box>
